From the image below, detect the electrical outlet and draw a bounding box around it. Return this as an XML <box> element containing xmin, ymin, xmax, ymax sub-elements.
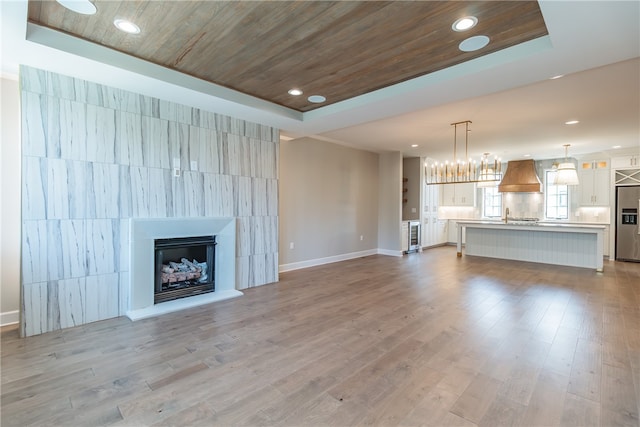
<box><xmin>289</xmin><ymin>242</ymin><xmax>294</xmax><ymax>249</ymax></box>
<box><xmin>360</xmin><ymin>235</ymin><xmax>363</xmax><ymax>241</ymax></box>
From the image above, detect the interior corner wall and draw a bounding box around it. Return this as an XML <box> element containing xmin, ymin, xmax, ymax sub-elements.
<box><xmin>278</xmin><ymin>137</ymin><xmax>379</xmax><ymax>268</ymax></box>
<box><xmin>377</xmin><ymin>151</ymin><xmax>402</xmax><ymax>252</ymax></box>
<box><xmin>1</xmin><ymin>76</ymin><xmax>21</xmax><ymax>326</ymax></box>
<box><xmin>19</xmin><ymin>66</ymin><xmax>279</xmax><ymax>336</ymax></box>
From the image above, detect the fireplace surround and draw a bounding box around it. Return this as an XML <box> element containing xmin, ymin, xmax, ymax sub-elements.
<box><xmin>128</xmin><ymin>217</ymin><xmax>242</xmax><ymax>320</ymax></box>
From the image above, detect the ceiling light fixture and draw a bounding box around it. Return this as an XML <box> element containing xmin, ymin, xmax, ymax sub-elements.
<box><xmin>288</xmin><ymin>88</ymin><xmax>303</xmax><ymax>96</ymax></box>
<box><xmin>550</xmin><ymin>74</ymin><xmax>564</xmax><ymax>80</ymax></box>
<box><xmin>426</xmin><ymin>121</ymin><xmax>501</xmax><ymax>185</ymax></box>
<box><xmin>452</xmin><ymin>16</ymin><xmax>478</xmax><ymax>32</ymax></box>
<box><xmin>56</xmin><ymin>0</ymin><xmax>96</xmax><ymax>15</ymax></box>
<box><xmin>612</xmin><ymin>145</ymin><xmax>622</xmax><ymax>149</ymax></box>
<box><xmin>307</xmin><ymin>95</ymin><xmax>326</xmax><ymax>103</ymax></box>
<box><xmin>565</xmin><ymin>120</ymin><xmax>579</xmax><ymax>125</ymax></box>
<box><xmin>554</xmin><ymin>144</ymin><xmax>580</xmax><ymax>186</ymax></box>
<box><xmin>114</xmin><ymin>19</ymin><xmax>141</xmax><ymax>34</ymax></box>
<box><xmin>459</xmin><ymin>35</ymin><xmax>490</xmax><ymax>52</ymax></box>
<box><xmin>411</xmin><ymin>144</ymin><xmax>419</xmax><ymax>148</ymax></box>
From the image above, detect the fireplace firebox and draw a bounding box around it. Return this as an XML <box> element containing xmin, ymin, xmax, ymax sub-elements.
<box><xmin>154</xmin><ymin>236</ymin><xmax>216</xmax><ymax>304</ymax></box>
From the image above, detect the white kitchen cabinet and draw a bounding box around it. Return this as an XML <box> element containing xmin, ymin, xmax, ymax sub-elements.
<box><xmin>439</xmin><ymin>182</ymin><xmax>476</xmax><ymax>206</ymax></box>
<box><xmin>603</xmin><ymin>225</ymin><xmax>610</xmax><ymax>257</ymax></box>
<box><xmin>612</xmin><ymin>155</ymin><xmax>640</xmax><ymax>169</ymax></box>
<box><xmin>422</xmin><ymin>184</ymin><xmax>448</xmax><ymax>247</ymax></box>
<box><xmin>579</xmin><ymin>160</ymin><xmax>610</xmax><ymax>206</ymax></box>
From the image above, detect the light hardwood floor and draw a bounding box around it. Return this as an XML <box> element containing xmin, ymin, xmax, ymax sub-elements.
<box><xmin>2</xmin><ymin>246</ymin><xmax>639</xmax><ymax>427</ymax></box>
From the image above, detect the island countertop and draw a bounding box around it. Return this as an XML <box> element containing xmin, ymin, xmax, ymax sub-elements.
<box><xmin>456</xmin><ymin>221</ymin><xmax>605</xmax><ymax>272</ymax></box>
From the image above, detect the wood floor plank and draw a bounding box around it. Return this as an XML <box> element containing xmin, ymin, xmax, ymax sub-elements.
<box><xmin>2</xmin><ymin>247</ymin><xmax>639</xmax><ymax>427</ymax></box>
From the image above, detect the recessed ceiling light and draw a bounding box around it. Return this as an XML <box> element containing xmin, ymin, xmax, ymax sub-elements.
<box><xmin>458</xmin><ymin>35</ymin><xmax>490</xmax><ymax>52</ymax></box>
<box><xmin>565</xmin><ymin>120</ymin><xmax>580</xmax><ymax>125</ymax></box>
<box><xmin>452</xmin><ymin>16</ymin><xmax>478</xmax><ymax>32</ymax></box>
<box><xmin>612</xmin><ymin>145</ymin><xmax>622</xmax><ymax>149</ymax></box>
<box><xmin>550</xmin><ymin>74</ymin><xmax>564</xmax><ymax>80</ymax></box>
<box><xmin>288</xmin><ymin>89</ymin><xmax>303</xmax><ymax>96</ymax></box>
<box><xmin>114</xmin><ymin>19</ymin><xmax>141</xmax><ymax>34</ymax></box>
<box><xmin>307</xmin><ymin>95</ymin><xmax>326</xmax><ymax>104</ymax></box>
<box><xmin>56</xmin><ymin>0</ymin><xmax>96</xmax><ymax>15</ymax></box>
<box><xmin>411</xmin><ymin>144</ymin><xmax>419</xmax><ymax>148</ymax></box>
<box><xmin>523</xmin><ymin>154</ymin><xmax>531</xmax><ymax>157</ymax></box>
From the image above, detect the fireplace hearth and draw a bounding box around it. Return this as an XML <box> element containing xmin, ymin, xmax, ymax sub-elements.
<box><xmin>154</xmin><ymin>236</ymin><xmax>216</xmax><ymax>304</ymax></box>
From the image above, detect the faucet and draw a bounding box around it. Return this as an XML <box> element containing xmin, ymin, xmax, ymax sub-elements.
<box><xmin>505</xmin><ymin>207</ymin><xmax>510</xmax><ymax>223</ymax></box>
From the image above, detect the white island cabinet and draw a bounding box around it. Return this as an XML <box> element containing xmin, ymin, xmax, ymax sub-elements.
<box><xmin>456</xmin><ymin>222</ymin><xmax>605</xmax><ymax>272</ymax></box>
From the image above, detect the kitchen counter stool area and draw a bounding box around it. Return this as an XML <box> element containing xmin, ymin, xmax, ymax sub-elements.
<box><xmin>456</xmin><ymin>222</ymin><xmax>605</xmax><ymax>272</ymax></box>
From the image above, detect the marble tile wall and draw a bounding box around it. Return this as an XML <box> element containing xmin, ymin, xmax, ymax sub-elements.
<box><xmin>20</xmin><ymin>66</ymin><xmax>279</xmax><ymax>336</ymax></box>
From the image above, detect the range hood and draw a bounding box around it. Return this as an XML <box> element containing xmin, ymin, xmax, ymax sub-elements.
<box><xmin>498</xmin><ymin>159</ymin><xmax>542</xmax><ymax>193</ymax></box>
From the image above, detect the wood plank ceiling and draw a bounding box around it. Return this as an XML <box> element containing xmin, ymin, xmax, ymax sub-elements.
<box><xmin>28</xmin><ymin>1</ymin><xmax>548</xmax><ymax>112</ymax></box>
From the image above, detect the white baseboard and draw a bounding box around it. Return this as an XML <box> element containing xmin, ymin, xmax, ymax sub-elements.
<box><xmin>377</xmin><ymin>248</ymin><xmax>403</xmax><ymax>257</ymax></box>
<box><xmin>1</xmin><ymin>310</ymin><xmax>19</xmax><ymax>326</ymax></box>
<box><xmin>279</xmin><ymin>248</ymin><xmax>403</xmax><ymax>273</ymax></box>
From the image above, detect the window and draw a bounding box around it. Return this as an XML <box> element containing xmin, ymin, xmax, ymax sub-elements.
<box><xmin>545</xmin><ymin>170</ymin><xmax>569</xmax><ymax>219</ymax></box>
<box><xmin>483</xmin><ymin>184</ymin><xmax>502</xmax><ymax>218</ymax></box>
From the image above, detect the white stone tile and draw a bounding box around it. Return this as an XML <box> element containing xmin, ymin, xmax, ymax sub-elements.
<box><xmin>266</xmin><ymin>216</ymin><xmax>278</xmax><ymax>254</ymax></box>
<box><xmin>22</xmin><ymin>282</ymin><xmax>49</xmax><ymax>336</ymax></box>
<box><xmin>252</xmin><ymin>178</ymin><xmax>268</xmax><ymax>216</ymax></box>
<box><xmin>58</xmin><ymin>99</ymin><xmax>87</xmax><ymax>161</ymax></box>
<box><xmin>199</xmin><ymin>128</ymin><xmax>220</xmax><ymax>174</ymax></box>
<box><xmin>183</xmin><ymin>171</ymin><xmax>204</xmax><ymax>217</ymax></box>
<box><xmin>47</xmin><ymin>72</ymin><xmax>76</xmax><ymax>101</ymax></box>
<box><xmin>235</xmin><ymin>256</ymin><xmax>249</xmax><ymax>290</ymax></box>
<box><xmin>129</xmin><ymin>166</ymin><xmax>150</xmax><ymax>218</ymax></box>
<box><xmin>251</xmin><ymin>216</ymin><xmax>265</xmax><ymax>255</ymax></box>
<box><xmin>200</xmin><ymin>109</ymin><xmax>216</xmax><ymax>130</ymax></box>
<box><xmin>121</xmin><ymin>90</ymin><xmax>142</xmax><ymax>115</ymax></box>
<box><xmin>236</xmin><ymin>217</ymin><xmax>253</xmax><ymax>257</ymax></box>
<box><xmin>265</xmin><ymin>252</ymin><xmax>278</xmax><ymax>284</ymax></box>
<box><xmin>87</xmin><ymin>163</ymin><xmax>119</xmax><ymax>218</ymax></box>
<box><xmin>188</xmin><ymin>126</ymin><xmax>201</xmax><ymax>171</ymax></box>
<box><xmin>218</xmin><ymin>133</ymin><xmax>230</xmax><ymax>175</ymax></box>
<box><xmin>58</xmin><ymin>277</ymin><xmax>85</xmax><ymax>328</ymax></box>
<box><xmin>22</xmin><ymin>220</ymin><xmax>48</xmax><ymax>284</ymax></box>
<box><xmin>119</xmin><ymin>111</ymin><xmax>146</xmax><ymax>166</ymax></box>
<box><xmin>86</xmin><ymin>219</ymin><xmax>118</xmax><ymax>275</ymax></box>
<box><xmin>215</xmin><ymin>113</ymin><xmax>231</xmax><ymax>133</ymax></box>
<box><xmin>47</xmin><ymin>159</ymin><xmax>87</xmax><ymax>219</ymax></box>
<box><xmin>22</xmin><ymin>157</ymin><xmax>47</xmax><ymax>220</ymax></box>
<box><xmin>21</xmin><ymin>92</ymin><xmax>47</xmax><ymax>157</ymax></box>
<box><xmin>233</xmin><ymin>175</ymin><xmax>252</xmax><ymax>217</ymax></box>
<box><xmin>148</xmin><ymin>168</ymin><xmax>173</xmax><ymax>218</ymax></box>
<box><xmin>158</xmin><ymin>99</ymin><xmax>177</xmax><ymax>122</ymax></box>
<box><xmin>144</xmin><ymin>116</ymin><xmax>170</xmax><ymax>169</ymax></box>
<box><xmin>261</xmin><ymin>140</ymin><xmax>278</xmax><ymax>179</ymax></box>
<box><xmin>119</xmin><ymin>271</ymin><xmax>130</xmax><ymax>316</ymax></box>
<box><xmin>226</xmin><ymin>134</ymin><xmax>242</xmax><ymax>176</ymax></box>
<box><xmin>267</xmin><ymin>178</ymin><xmax>278</xmax><ymax>217</ymax></box>
<box><xmin>230</xmin><ymin>117</ymin><xmax>245</xmax><ymax>136</ymax></box>
<box><xmin>86</xmin><ymin>104</ymin><xmax>117</xmax><ymax>163</ymax></box>
<box><xmin>20</xmin><ymin>65</ymin><xmax>47</xmax><ymax>94</ymax></box>
<box><xmin>85</xmin><ymin>274</ymin><xmax>119</xmax><ymax>323</ymax></box>
<box><xmin>47</xmin><ymin>219</ymin><xmax>86</xmax><ymax>280</ymax></box>
<box><xmin>251</xmin><ymin>254</ymin><xmax>266</xmax><ymax>287</ymax></box>
<box><xmin>169</xmin><ymin>122</ymin><xmax>190</xmax><ymax>173</ymax></box>
<box><xmin>203</xmin><ymin>174</ymin><xmax>234</xmax><ymax>217</ymax></box>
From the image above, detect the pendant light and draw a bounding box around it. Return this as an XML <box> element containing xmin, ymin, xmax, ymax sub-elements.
<box><xmin>554</xmin><ymin>144</ymin><xmax>579</xmax><ymax>185</ymax></box>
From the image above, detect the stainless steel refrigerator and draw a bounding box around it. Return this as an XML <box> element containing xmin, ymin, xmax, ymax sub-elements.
<box><xmin>616</xmin><ymin>185</ymin><xmax>640</xmax><ymax>262</ymax></box>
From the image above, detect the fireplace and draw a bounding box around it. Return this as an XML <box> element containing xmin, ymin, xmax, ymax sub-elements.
<box><xmin>128</xmin><ymin>217</ymin><xmax>242</xmax><ymax>321</ymax></box>
<box><xmin>154</xmin><ymin>235</ymin><xmax>216</xmax><ymax>304</ymax></box>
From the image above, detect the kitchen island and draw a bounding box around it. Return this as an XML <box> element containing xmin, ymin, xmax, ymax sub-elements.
<box><xmin>456</xmin><ymin>221</ymin><xmax>605</xmax><ymax>272</ymax></box>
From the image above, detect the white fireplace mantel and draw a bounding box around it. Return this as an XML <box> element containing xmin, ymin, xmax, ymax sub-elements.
<box><xmin>127</xmin><ymin>217</ymin><xmax>242</xmax><ymax>320</ymax></box>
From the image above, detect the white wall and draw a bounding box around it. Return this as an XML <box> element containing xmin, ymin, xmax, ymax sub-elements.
<box><xmin>377</xmin><ymin>151</ymin><xmax>403</xmax><ymax>254</ymax></box>
<box><xmin>1</xmin><ymin>76</ymin><xmax>21</xmax><ymax>326</ymax></box>
<box><xmin>279</xmin><ymin>137</ymin><xmax>379</xmax><ymax>270</ymax></box>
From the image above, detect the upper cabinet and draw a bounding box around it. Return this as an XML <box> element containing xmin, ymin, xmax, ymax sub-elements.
<box><xmin>612</xmin><ymin>155</ymin><xmax>640</xmax><ymax>169</ymax></box>
<box><xmin>579</xmin><ymin>160</ymin><xmax>610</xmax><ymax>206</ymax></box>
<box><xmin>440</xmin><ymin>182</ymin><xmax>476</xmax><ymax>207</ymax></box>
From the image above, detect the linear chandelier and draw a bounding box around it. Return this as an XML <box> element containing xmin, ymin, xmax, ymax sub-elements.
<box><xmin>425</xmin><ymin>120</ymin><xmax>502</xmax><ymax>185</ymax></box>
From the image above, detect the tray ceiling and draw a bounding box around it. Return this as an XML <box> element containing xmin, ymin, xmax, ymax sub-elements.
<box><xmin>27</xmin><ymin>1</ymin><xmax>548</xmax><ymax>112</ymax></box>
